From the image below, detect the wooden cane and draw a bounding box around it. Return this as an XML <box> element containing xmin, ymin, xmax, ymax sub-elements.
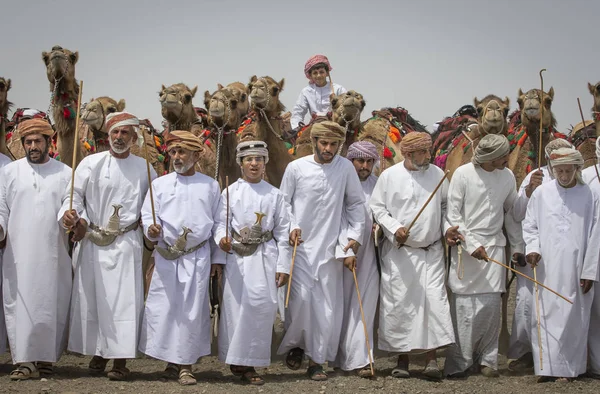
<box><xmin>352</xmin><ymin>267</ymin><xmax>375</xmax><ymax>376</ymax></box>
<box><xmin>327</xmin><ymin>70</ymin><xmax>335</xmax><ymax>97</ymax></box>
<box><xmin>577</xmin><ymin>97</ymin><xmax>600</xmax><ymax>183</ymax></box>
<box><xmin>285</xmin><ymin>237</ymin><xmax>298</xmax><ymax>308</ymax></box>
<box><xmin>406</xmin><ymin>171</ymin><xmax>449</xmax><ymax>233</ymax></box>
<box><xmin>142</xmin><ymin>128</ymin><xmax>156</xmax><ymax>225</ymax></box>
<box><xmin>535</xmin><ymin>68</ymin><xmax>546</xmax><ymax>369</ymax></box>
<box><xmin>66</xmin><ymin>80</ymin><xmax>84</xmax><ymax>234</ymax></box>
<box><xmin>225</xmin><ymin>175</ymin><xmax>229</xmax><ymax>239</ymax></box>
<box><xmin>484</xmin><ymin>257</ymin><xmax>571</xmax><ymax>304</ymax></box>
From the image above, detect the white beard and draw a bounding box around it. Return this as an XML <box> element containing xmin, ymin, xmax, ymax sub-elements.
<box><xmin>110</xmin><ymin>138</ymin><xmax>132</xmax><ymax>154</ymax></box>
<box><xmin>173</xmin><ymin>160</ymin><xmax>195</xmax><ymax>174</ymax></box>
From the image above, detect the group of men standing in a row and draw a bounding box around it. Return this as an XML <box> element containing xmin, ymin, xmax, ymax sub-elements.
<box><xmin>0</xmin><ymin>105</ymin><xmax>599</xmax><ymax>386</ymax></box>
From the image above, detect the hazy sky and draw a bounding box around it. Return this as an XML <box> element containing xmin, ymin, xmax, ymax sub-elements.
<box><xmin>3</xmin><ymin>0</ymin><xmax>598</xmax><ymax>134</ymax></box>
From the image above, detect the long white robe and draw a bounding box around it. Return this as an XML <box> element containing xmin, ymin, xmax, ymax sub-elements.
<box><xmin>0</xmin><ymin>158</ymin><xmax>72</xmax><ymax>363</ymax></box>
<box><xmin>444</xmin><ymin>163</ymin><xmax>523</xmax><ymax>374</ymax></box>
<box><xmin>215</xmin><ymin>179</ymin><xmax>291</xmax><ymax>367</ymax></box>
<box><xmin>290</xmin><ymin>82</ymin><xmax>347</xmax><ymax>129</ymax></box>
<box><xmin>369</xmin><ymin>163</ymin><xmax>454</xmax><ymax>354</ymax></box>
<box><xmin>508</xmin><ymin>166</ymin><xmax>551</xmax><ymax>360</ymax></box>
<box><xmin>333</xmin><ymin>174</ymin><xmax>380</xmax><ymax>371</ymax></box>
<box><xmin>0</xmin><ymin>152</ymin><xmax>12</xmax><ymax>355</ymax></box>
<box><xmin>138</xmin><ymin>172</ymin><xmax>221</xmax><ymax>365</ymax></box>
<box><xmin>583</xmin><ymin>164</ymin><xmax>600</xmax><ymax>375</ymax></box>
<box><xmin>277</xmin><ymin>155</ymin><xmax>365</xmax><ymax>364</ymax></box>
<box><xmin>60</xmin><ymin>151</ymin><xmax>156</xmax><ymax>359</ymax></box>
<box><xmin>523</xmin><ymin>180</ymin><xmax>600</xmax><ymax>377</ymax></box>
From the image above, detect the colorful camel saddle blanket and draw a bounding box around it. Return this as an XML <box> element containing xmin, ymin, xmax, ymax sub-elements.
<box><xmin>231</xmin><ymin>229</ymin><xmax>273</xmax><ymax>257</ymax></box>
<box><xmin>155</xmin><ymin>239</ymin><xmax>208</xmax><ymax>260</ymax></box>
<box><xmin>86</xmin><ymin>221</ymin><xmax>139</xmax><ymax>246</ymax></box>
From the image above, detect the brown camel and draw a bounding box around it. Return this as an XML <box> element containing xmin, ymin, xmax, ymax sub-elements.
<box><xmin>437</xmin><ymin>95</ymin><xmax>510</xmax><ymax>179</ymax></box>
<box><xmin>568</xmin><ymin>120</ymin><xmax>596</xmax><ymax>169</ymax></box>
<box><xmin>236</xmin><ymin>76</ymin><xmax>291</xmax><ymax>188</ymax></box>
<box><xmin>0</xmin><ymin>77</ymin><xmax>12</xmax><ymax>158</ymax></box>
<box><xmin>506</xmin><ymin>87</ymin><xmax>566</xmax><ymax>188</ymax></box>
<box><xmin>293</xmin><ymin>90</ymin><xmax>366</xmax><ymax>158</ymax></box>
<box><xmin>589</xmin><ymin>82</ymin><xmax>600</xmax><ymax>135</ymax></box>
<box><xmin>42</xmin><ymin>45</ymin><xmax>84</xmax><ymax>167</ymax></box>
<box><xmin>203</xmin><ymin>82</ymin><xmax>250</xmax><ymax>185</ymax></box>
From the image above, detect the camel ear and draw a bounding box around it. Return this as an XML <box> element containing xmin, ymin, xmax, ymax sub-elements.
<box><xmin>203</xmin><ymin>91</ymin><xmax>211</xmax><ymax>109</ymax></box>
<box><xmin>589</xmin><ymin>82</ymin><xmax>596</xmax><ymax>95</ymax></box>
<box><xmin>517</xmin><ymin>88</ymin><xmax>524</xmax><ymax>98</ymax></box>
<box><xmin>117</xmin><ymin>99</ymin><xmax>126</xmax><ymax>112</ymax></box>
<box><xmin>278</xmin><ymin>78</ymin><xmax>285</xmax><ymax>91</ymax></box>
<box><xmin>70</xmin><ymin>51</ymin><xmax>79</xmax><ymax>65</ymax></box>
<box><xmin>247</xmin><ymin>75</ymin><xmax>257</xmax><ymax>91</ymax></box>
<box><xmin>217</xmin><ymin>83</ymin><xmax>224</xmax><ymax>90</ymax></box>
<box><xmin>547</xmin><ymin>86</ymin><xmax>554</xmax><ymax>100</ymax></box>
<box><xmin>330</xmin><ymin>95</ymin><xmax>338</xmax><ymax>107</ymax></box>
<box><xmin>504</xmin><ymin>97</ymin><xmax>510</xmax><ymax>107</ymax></box>
<box><xmin>473</xmin><ymin>97</ymin><xmax>481</xmax><ymax>108</ymax></box>
<box><xmin>42</xmin><ymin>51</ymin><xmax>50</xmax><ymax>65</ymax></box>
<box><xmin>6</xmin><ymin>79</ymin><xmax>11</xmax><ymax>91</ymax></box>
<box><xmin>190</xmin><ymin>86</ymin><xmax>198</xmax><ymax>98</ymax></box>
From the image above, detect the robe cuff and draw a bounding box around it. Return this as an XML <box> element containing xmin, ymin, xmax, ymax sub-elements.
<box><xmin>525</xmin><ymin>244</ymin><xmax>541</xmax><ymax>256</ymax></box>
<box><xmin>510</xmin><ymin>241</ymin><xmax>524</xmax><ymax>255</ymax></box>
<box><xmin>464</xmin><ymin>236</ymin><xmax>483</xmax><ymax>255</ymax></box>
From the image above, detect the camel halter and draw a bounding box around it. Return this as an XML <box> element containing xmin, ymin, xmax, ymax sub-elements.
<box><xmin>253</xmin><ymin>78</ymin><xmax>284</xmax><ymax>141</ymax></box>
<box><xmin>47</xmin><ymin>55</ymin><xmax>70</xmax><ymax>123</ymax></box>
<box><xmin>210</xmin><ymin>89</ymin><xmax>234</xmax><ymax>181</ymax></box>
<box><xmin>479</xmin><ymin>99</ymin><xmax>506</xmax><ymax>135</ymax></box>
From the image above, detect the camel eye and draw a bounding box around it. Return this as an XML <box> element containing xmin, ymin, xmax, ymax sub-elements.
<box><xmin>271</xmin><ymin>87</ymin><xmax>279</xmax><ymax>96</ymax></box>
<box><xmin>184</xmin><ymin>94</ymin><xmax>192</xmax><ymax>103</ymax></box>
<box><xmin>0</xmin><ymin>82</ymin><xmax>5</xmax><ymax>90</ymax></box>
<box><xmin>107</xmin><ymin>107</ymin><xmax>116</xmax><ymax>113</ymax></box>
<box><xmin>595</xmin><ymin>85</ymin><xmax>600</xmax><ymax>93</ymax></box>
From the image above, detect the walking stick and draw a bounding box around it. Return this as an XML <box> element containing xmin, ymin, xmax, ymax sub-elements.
<box><xmin>352</xmin><ymin>267</ymin><xmax>375</xmax><ymax>376</ymax></box>
<box><xmin>142</xmin><ymin>128</ymin><xmax>156</xmax><ymax>225</ymax></box>
<box><xmin>534</xmin><ymin>68</ymin><xmax>546</xmax><ymax>369</ymax></box>
<box><xmin>224</xmin><ymin>175</ymin><xmax>232</xmax><ymax>255</ymax></box>
<box><xmin>327</xmin><ymin>70</ymin><xmax>335</xmax><ymax>97</ymax></box>
<box><xmin>67</xmin><ymin>80</ymin><xmax>84</xmax><ymax>233</ymax></box>
<box><xmin>285</xmin><ymin>237</ymin><xmax>298</xmax><ymax>308</ymax></box>
<box><xmin>577</xmin><ymin>98</ymin><xmax>600</xmax><ymax>183</ymax></box>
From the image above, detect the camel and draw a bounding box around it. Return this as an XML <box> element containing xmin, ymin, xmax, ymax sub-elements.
<box><xmin>358</xmin><ymin>106</ymin><xmax>428</xmax><ymax>173</ymax></box>
<box><xmin>236</xmin><ymin>75</ymin><xmax>291</xmax><ymax>188</ymax></box>
<box><xmin>160</xmin><ymin>83</ymin><xmax>215</xmax><ymax>178</ymax></box>
<box><xmin>433</xmin><ymin>95</ymin><xmax>510</xmax><ymax>179</ymax></box>
<box><xmin>292</xmin><ymin>90</ymin><xmax>366</xmax><ymax>158</ymax></box>
<box><xmin>589</xmin><ymin>82</ymin><xmax>600</xmax><ymax>135</ymax></box>
<box><xmin>506</xmin><ymin>87</ymin><xmax>566</xmax><ymax>188</ymax></box>
<box><xmin>0</xmin><ymin>77</ymin><xmax>12</xmax><ymax>158</ymax></box>
<box><xmin>568</xmin><ymin>120</ymin><xmax>596</xmax><ymax>169</ymax></box>
<box><xmin>42</xmin><ymin>45</ymin><xmax>84</xmax><ymax>168</ymax></box>
<box><xmin>203</xmin><ymin>82</ymin><xmax>250</xmax><ymax>185</ymax></box>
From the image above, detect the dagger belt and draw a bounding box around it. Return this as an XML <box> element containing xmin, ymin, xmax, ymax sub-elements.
<box><xmin>86</xmin><ymin>221</ymin><xmax>139</xmax><ymax>246</ymax></box>
<box><xmin>155</xmin><ymin>239</ymin><xmax>208</xmax><ymax>260</ymax></box>
<box><xmin>232</xmin><ymin>230</ymin><xmax>273</xmax><ymax>245</ymax></box>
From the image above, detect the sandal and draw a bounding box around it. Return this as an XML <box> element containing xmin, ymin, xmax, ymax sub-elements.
<box><xmin>107</xmin><ymin>367</ymin><xmax>131</xmax><ymax>381</ymax></box>
<box><xmin>89</xmin><ymin>355</ymin><xmax>109</xmax><ymax>374</ymax></box>
<box><xmin>230</xmin><ymin>365</ymin><xmax>246</xmax><ymax>377</ymax></box>
<box><xmin>178</xmin><ymin>368</ymin><xmax>197</xmax><ymax>386</ymax></box>
<box><xmin>356</xmin><ymin>365</ymin><xmax>374</xmax><ymax>378</ymax></box>
<box><xmin>10</xmin><ymin>363</ymin><xmax>39</xmax><ymax>380</ymax></box>
<box><xmin>37</xmin><ymin>362</ymin><xmax>54</xmax><ymax>376</ymax></box>
<box><xmin>307</xmin><ymin>364</ymin><xmax>328</xmax><ymax>381</ymax></box>
<box><xmin>241</xmin><ymin>367</ymin><xmax>264</xmax><ymax>386</ymax></box>
<box><xmin>161</xmin><ymin>363</ymin><xmax>179</xmax><ymax>381</ymax></box>
<box><xmin>285</xmin><ymin>347</ymin><xmax>304</xmax><ymax>370</ymax></box>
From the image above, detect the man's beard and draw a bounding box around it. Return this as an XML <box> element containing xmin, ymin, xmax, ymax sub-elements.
<box><xmin>414</xmin><ymin>162</ymin><xmax>430</xmax><ymax>171</ymax></box>
<box><xmin>358</xmin><ymin>169</ymin><xmax>372</xmax><ymax>181</ymax></box>
<box><xmin>173</xmin><ymin>158</ymin><xmax>195</xmax><ymax>174</ymax></box>
<box><xmin>315</xmin><ymin>145</ymin><xmax>336</xmax><ymax>163</ymax></box>
<box><xmin>26</xmin><ymin>145</ymin><xmax>49</xmax><ymax>164</ymax></box>
<box><xmin>110</xmin><ymin>137</ymin><xmax>132</xmax><ymax>154</ymax></box>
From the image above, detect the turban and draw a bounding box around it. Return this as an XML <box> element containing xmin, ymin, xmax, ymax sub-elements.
<box><xmin>347</xmin><ymin>141</ymin><xmax>379</xmax><ymax>162</ymax></box>
<box><xmin>236</xmin><ymin>140</ymin><xmax>269</xmax><ymax>165</ymax></box>
<box><xmin>472</xmin><ymin>134</ymin><xmax>509</xmax><ymax>165</ymax></box>
<box><xmin>544</xmin><ymin>138</ymin><xmax>573</xmax><ymax>158</ymax></box>
<box><xmin>310</xmin><ymin>121</ymin><xmax>345</xmax><ymax>141</ymax></box>
<box><xmin>596</xmin><ymin>137</ymin><xmax>600</xmax><ymax>159</ymax></box>
<box><xmin>165</xmin><ymin>130</ymin><xmax>203</xmax><ymax>152</ymax></box>
<box><xmin>304</xmin><ymin>54</ymin><xmax>332</xmax><ymax>81</ymax></box>
<box><xmin>18</xmin><ymin>118</ymin><xmax>54</xmax><ymax>138</ymax></box>
<box><xmin>549</xmin><ymin>147</ymin><xmax>584</xmax><ymax>184</ymax></box>
<box><xmin>400</xmin><ymin>132</ymin><xmax>432</xmax><ymax>155</ymax></box>
<box><xmin>106</xmin><ymin>111</ymin><xmax>145</xmax><ymax>147</ymax></box>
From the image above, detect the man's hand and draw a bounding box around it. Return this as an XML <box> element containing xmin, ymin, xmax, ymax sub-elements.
<box><xmin>276</xmin><ymin>272</ymin><xmax>289</xmax><ymax>288</ymax></box>
<box><xmin>445</xmin><ymin>225</ymin><xmax>465</xmax><ymax>247</ymax></box>
<box><xmin>581</xmin><ymin>279</ymin><xmax>594</xmax><ymax>294</ymax></box>
<box><xmin>343</xmin><ymin>256</ymin><xmax>357</xmax><ymax>271</ymax></box>
<box><xmin>471</xmin><ymin>246</ymin><xmax>489</xmax><ymax>261</ymax></box>
<box><xmin>525</xmin><ymin>170</ymin><xmax>544</xmax><ymax>198</ymax></box>
<box><xmin>210</xmin><ymin>264</ymin><xmax>223</xmax><ymax>281</ymax></box>
<box><xmin>62</xmin><ymin>209</ymin><xmax>80</xmax><ymax>230</ymax></box>
<box><xmin>219</xmin><ymin>236</ymin><xmax>232</xmax><ymax>253</ymax></box>
<box><xmin>394</xmin><ymin>227</ymin><xmax>409</xmax><ymax>246</ymax></box>
<box><xmin>526</xmin><ymin>252</ymin><xmax>541</xmax><ymax>268</ymax></box>
<box><xmin>343</xmin><ymin>239</ymin><xmax>360</xmax><ymax>255</ymax></box>
<box><xmin>511</xmin><ymin>252</ymin><xmax>527</xmax><ymax>267</ymax></box>
<box><xmin>70</xmin><ymin>219</ymin><xmax>88</xmax><ymax>242</ymax></box>
<box><xmin>289</xmin><ymin>228</ymin><xmax>303</xmax><ymax>246</ymax></box>
<box><xmin>148</xmin><ymin>224</ymin><xmax>162</xmax><ymax>239</ymax></box>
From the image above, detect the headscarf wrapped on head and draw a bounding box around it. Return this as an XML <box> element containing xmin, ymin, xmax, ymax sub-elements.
<box><xmin>106</xmin><ymin>111</ymin><xmax>144</xmax><ymax>147</ymax></box>
<box><xmin>18</xmin><ymin>118</ymin><xmax>54</xmax><ymax>138</ymax></box>
<box><xmin>310</xmin><ymin>121</ymin><xmax>345</xmax><ymax>141</ymax></box>
<box><xmin>165</xmin><ymin>130</ymin><xmax>203</xmax><ymax>152</ymax></box>
<box><xmin>544</xmin><ymin>138</ymin><xmax>574</xmax><ymax>158</ymax></box>
<box><xmin>304</xmin><ymin>54</ymin><xmax>332</xmax><ymax>81</ymax></box>
<box><xmin>472</xmin><ymin>134</ymin><xmax>509</xmax><ymax>165</ymax></box>
<box><xmin>347</xmin><ymin>141</ymin><xmax>379</xmax><ymax>163</ymax></box>
<box><xmin>236</xmin><ymin>140</ymin><xmax>269</xmax><ymax>165</ymax></box>
<box><xmin>548</xmin><ymin>147</ymin><xmax>585</xmax><ymax>184</ymax></box>
<box><xmin>400</xmin><ymin>132</ymin><xmax>432</xmax><ymax>156</ymax></box>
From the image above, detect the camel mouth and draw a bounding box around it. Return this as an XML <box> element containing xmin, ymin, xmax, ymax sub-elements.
<box><xmin>525</xmin><ymin>108</ymin><xmax>540</xmax><ymax>118</ymax></box>
<box><xmin>209</xmin><ymin>109</ymin><xmax>225</xmax><ymax>118</ymax></box>
<box><xmin>162</xmin><ymin>100</ymin><xmax>181</xmax><ymax>108</ymax></box>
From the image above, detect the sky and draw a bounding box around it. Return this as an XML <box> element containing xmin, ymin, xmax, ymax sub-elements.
<box><xmin>2</xmin><ymin>0</ymin><xmax>598</xmax><ymax>134</ymax></box>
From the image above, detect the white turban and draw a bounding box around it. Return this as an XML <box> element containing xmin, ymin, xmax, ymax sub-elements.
<box><xmin>106</xmin><ymin>111</ymin><xmax>144</xmax><ymax>147</ymax></box>
<box><xmin>544</xmin><ymin>138</ymin><xmax>574</xmax><ymax>158</ymax></box>
<box><xmin>472</xmin><ymin>134</ymin><xmax>509</xmax><ymax>165</ymax></box>
<box><xmin>548</xmin><ymin>147</ymin><xmax>584</xmax><ymax>184</ymax></box>
<box><xmin>236</xmin><ymin>140</ymin><xmax>269</xmax><ymax>165</ymax></box>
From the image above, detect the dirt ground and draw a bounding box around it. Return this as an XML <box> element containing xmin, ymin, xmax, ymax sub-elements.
<box><xmin>1</xmin><ymin>281</ymin><xmax>599</xmax><ymax>393</ymax></box>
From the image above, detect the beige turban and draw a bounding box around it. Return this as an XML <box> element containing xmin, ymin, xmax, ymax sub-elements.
<box><xmin>165</xmin><ymin>130</ymin><xmax>203</xmax><ymax>152</ymax></box>
<box><xmin>18</xmin><ymin>118</ymin><xmax>54</xmax><ymax>138</ymax></box>
<box><xmin>400</xmin><ymin>132</ymin><xmax>432</xmax><ymax>155</ymax></box>
<box><xmin>544</xmin><ymin>138</ymin><xmax>573</xmax><ymax>158</ymax></box>
<box><xmin>472</xmin><ymin>134</ymin><xmax>510</xmax><ymax>165</ymax></box>
<box><xmin>310</xmin><ymin>121</ymin><xmax>346</xmax><ymax>141</ymax></box>
<box><xmin>236</xmin><ymin>140</ymin><xmax>269</xmax><ymax>165</ymax></box>
<box><xmin>548</xmin><ymin>147</ymin><xmax>584</xmax><ymax>184</ymax></box>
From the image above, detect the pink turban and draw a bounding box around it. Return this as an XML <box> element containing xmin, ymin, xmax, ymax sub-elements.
<box><xmin>400</xmin><ymin>132</ymin><xmax>432</xmax><ymax>155</ymax></box>
<box><xmin>347</xmin><ymin>141</ymin><xmax>379</xmax><ymax>162</ymax></box>
<box><xmin>304</xmin><ymin>54</ymin><xmax>333</xmax><ymax>80</ymax></box>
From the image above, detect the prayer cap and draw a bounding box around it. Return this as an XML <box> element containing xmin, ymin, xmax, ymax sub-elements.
<box><xmin>400</xmin><ymin>132</ymin><xmax>432</xmax><ymax>155</ymax></box>
<box><xmin>106</xmin><ymin>111</ymin><xmax>139</xmax><ymax>133</ymax></box>
<box><xmin>165</xmin><ymin>130</ymin><xmax>203</xmax><ymax>152</ymax></box>
<box><xmin>304</xmin><ymin>54</ymin><xmax>333</xmax><ymax>80</ymax></box>
<box><xmin>18</xmin><ymin>118</ymin><xmax>54</xmax><ymax>138</ymax></box>
<box><xmin>236</xmin><ymin>140</ymin><xmax>269</xmax><ymax>165</ymax></box>
<box><xmin>310</xmin><ymin>121</ymin><xmax>345</xmax><ymax>141</ymax></box>
<box><xmin>347</xmin><ymin>141</ymin><xmax>379</xmax><ymax>162</ymax></box>
<box><xmin>472</xmin><ymin>134</ymin><xmax>509</xmax><ymax>165</ymax></box>
<box><xmin>544</xmin><ymin>138</ymin><xmax>573</xmax><ymax>158</ymax></box>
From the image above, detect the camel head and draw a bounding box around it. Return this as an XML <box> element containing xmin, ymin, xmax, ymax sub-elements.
<box><xmin>0</xmin><ymin>77</ymin><xmax>11</xmax><ymax>115</ymax></box>
<box><xmin>42</xmin><ymin>46</ymin><xmax>78</xmax><ymax>91</ymax></box>
<box><xmin>159</xmin><ymin>83</ymin><xmax>198</xmax><ymax>125</ymax></box>
<box><xmin>204</xmin><ymin>83</ymin><xmax>248</xmax><ymax>130</ymax></box>
<box><xmin>474</xmin><ymin>95</ymin><xmax>510</xmax><ymax>135</ymax></box>
<box><xmin>82</xmin><ymin>96</ymin><xmax>126</xmax><ymax>132</ymax></box>
<box><xmin>331</xmin><ymin>90</ymin><xmax>365</xmax><ymax>129</ymax></box>
<box><xmin>247</xmin><ymin>76</ymin><xmax>285</xmax><ymax>116</ymax></box>
<box><xmin>517</xmin><ymin>87</ymin><xmax>556</xmax><ymax>129</ymax></box>
<box><xmin>588</xmin><ymin>82</ymin><xmax>600</xmax><ymax>114</ymax></box>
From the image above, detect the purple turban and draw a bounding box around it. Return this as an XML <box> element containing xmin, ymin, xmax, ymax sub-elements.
<box><xmin>347</xmin><ymin>141</ymin><xmax>379</xmax><ymax>162</ymax></box>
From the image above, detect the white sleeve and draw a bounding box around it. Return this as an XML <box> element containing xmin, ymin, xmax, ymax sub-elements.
<box><xmin>279</xmin><ymin>165</ymin><xmax>299</xmax><ymax>231</ymax></box>
<box><xmin>0</xmin><ymin>168</ymin><xmax>9</xmax><ymax>240</ymax></box>
<box><xmin>58</xmin><ymin>160</ymin><xmax>91</xmax><ymax>227</ymax></box>
<box><xmin>504</xmin><ymin>175</ymin><xmax>524</xmax><ymax>254</ymax></box>
<box><xmin>369</xmin><ymin>172</ymin><xmax>403</xmax><ymax>243</ymax></box>
<box><xmin>342</xmin><ymin>166</ymin><xmax>366</xmax><ymax>243</ymax></box>
<box><xmin>582</xmin><ymin>193</ymin><xmax>600</xmax><ymax>281</ymax></box>
<box><xmin>141</xmin><ymin>181</ymin><xmax>162</xmax><ymax>242</ymax></box>
<box><xmin>210</xmin><ymin>182</ymin><xmax>226</xmax><ymax>265</ymax></box>
<box><xmin>522</xmin><ymin>190</ymin><xmax>541</xmax><ymax>256</ymax></box>
<box><xmin>273</xmin><ymin>193</ymin><xmax>293</xmax><ymax>274</ymax></box>
<box><xmin>290</xmin><ymin>90</ymin><xmax>309</xmax><ymax>130</ymax></box>
<box><xmin>445</xmin><ymin>170</ymin><xmax>482</xmax><ymax>255</ymax></box>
